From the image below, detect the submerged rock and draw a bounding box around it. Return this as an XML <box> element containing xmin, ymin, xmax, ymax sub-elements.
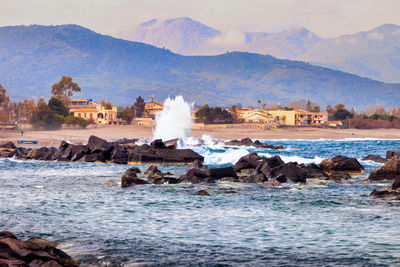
<box><xmin>121</xmin><ymin>169</ymin><xmax>149</xmax><ymax>188</ymax></box>
<box><xmin>195</xmin><ymin>190</ymin><xmax>210</xmax><ymax>196</ymax></box>
<box><xmin>209</xmin><ymin>167</ymin><xmax>237</xmax><ymax>180</ymax></box>
<box><xmin>320</xmin><ymin>156</ymin><xmax>364</xmax><ymax>174</ymax></box>
<box><xmin>328</xmin><ymin>172</ymin><xmax>352</xmax><ymax>181</ymax></box>
<box><xmin>369</xmin><ymin>157</ymin><xmax>400</xmax><ymax>180</ymax></box>
<box><xmin>362</xmin><ymin>154</ymin><xmax>388</xmax><ymax>164</ymax></box>
<box><xmin>370</xmin><ymin>189</ymin><xmax>400</xmax><ymax>200</ymax></box>
<box><xmin>226</xmin><ymin>138</ymin><xmax>283</xmax><ymax>150</ymax></box>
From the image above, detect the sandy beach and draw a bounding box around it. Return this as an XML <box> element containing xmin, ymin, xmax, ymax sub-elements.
<box><xmin>1</xmin><ymin>125</ymin><xmax>399</xmax><ymax>146</ymax></box>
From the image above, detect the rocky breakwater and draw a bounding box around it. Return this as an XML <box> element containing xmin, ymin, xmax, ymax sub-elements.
<box><xmin>0</xmin><ymin>231</ymin><xmax>80</xmax><ymax>266</ymax></box>
<box><xmin>225</xmin><ymin>138</ymin><xmax>283</xmax><ymax>150</ymax></box>
<box><xmin>0</xmin><ymin>136</ymin><xmax>203</xmax><ymax>165</ymax></box>
<box><xmin>120</xmin><ymin>152</ymin><xmax>362</xmax><ymax>188</ymax></box>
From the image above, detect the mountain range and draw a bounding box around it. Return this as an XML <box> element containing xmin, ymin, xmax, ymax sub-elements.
<box><xmin>123</xmin><ymin>17</ymin><xmax>400</xmax><ymax>83</ymax></box>
<box><xmin>1</xmin><ymin>24</ymin><xmax>400</xmax><ymax>109</ymax></box>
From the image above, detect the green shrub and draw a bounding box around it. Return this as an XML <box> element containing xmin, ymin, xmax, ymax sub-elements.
<box><xmin>63</xmin><ymin>115</ymin><xmax>89</xmax><ymax>128</ymax></box>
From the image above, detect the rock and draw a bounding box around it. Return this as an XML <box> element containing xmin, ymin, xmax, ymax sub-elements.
<box><xmin>187</xmin><ymin>159</ymin><xmax>210</xmax><ymax>175</ymax></box>
<box><xmin>328</xmin><ymin>173</ymin><xmax>351</xmax><ymax>181</ymax></box>
<box><xmin>240</xmin><ymin>173</ymin><xmax>268</xmax><ymax>183</ymax></box>
<box><xmin>273</xmin><ymin>174</ymin><xmax>287</xmax><ymax>183</ymax></box>
<box><xmin>125</xmin><ymin>167</ymin><xmax>141</xmax><ymax>174</ymax></box>
<box><xmin>144</xmin><ymin>165</ymin><xmax>161</xmax><ymax>175</ymax></box>
<box><xmin>150</xmin><ymin>139</ymin><xmax>167</xmax><ymax>149</ymax></box>
<box><xmin>226</xmin><ymin>138</ymin><xmax>283</xmax><ymax>150</ymax></box>
<box><xmin>9</xmin><ymin>147</ymin><xmax>30</xmax><ymax>159</ymax></box>
<box><xmin>128</xmin><ymin>146</ymin><xmax>203</xmax><ymax>164</ymax></box>
<box><xmin>83</xmin><ymin>152</ymin><xmax>106</xmax><ymax>163</ymax></box>
<box><xmin>148</xmin><ymin>176</ymin><xmax>180</xmax><ymax>184</ymax></box>
<box><xmin>121</xmin><ymin>170</ymin><xmax>148</xmax><ymax>188</ymax></box>
<box><xmin>386</xmin><ymin>150</ymin><xmax>400</xmax><ymax>159</ymax></box>
<box><xmin>164</xmin><ymin>138</ymin><xmax>179</xmax><ymax>149</ymax></box>
<box><xmin>0</xmin><ymin>231</ymin><xmax>17</xmax><ymax>240</ymax></box>
<box><xmin>0</xmin><ymin>147</ymin><xmax>13</xmax><ymax>158</ymax></box>
<box><xmin>369</xmin><ymin>157</ymin><xmax>400</xmax><ymax>180</ymax></box>
<box><xmin>275</xmin><ymin>162</ymin><xmax>307</xmax><ymax>183</ymax></box>
<box><xmin>392</xmin><ymin>177</ymin><xmax>400</xmax><ymax>190</ymax></box>
<box><xmin>320</xmin><ymin>156</ymin><xmax>365</xmax><ymax>174</ymax></box>
<box><xmin>234</xmin><ymin>152</ymin><xmax>262</xmax><ymax>172</ymax></box>
<box><xmin>0</xmin><ymin>234</ymin><xmax>80</xmax><ymax>267</ymax></box>
<box><xmin>105</xmin><ymin>180</ymin><xmax>116</xmax><ymax>185</ymax></box>
<box><xmin>362</xmin><ymin>154</ymin><xmax>388</xmax><ymax>163</ymax></box>
<box><xmin>179</xmin><ymin>169</ymin><xmax>215</xmax><ymax>184</ymax></box>
<box><xmin>114</xmin><ymin>138</ymin><xmax>138</xmax><ymax>145</ymax></box>
<box><xmin>209</xmin><ymin>167</ymin><xmax>237</xmax><ymax>180</ymax></box>
<box><xmin>300</xmin><ymin>163</ymin><xmax>329</xmax><ymax>179</ymax></box>
<box><xmin>240</xmin><ymin>138</ymin><xmax>254</xmax><ymax>146</ymax></box>
<box><xmin>109</xmin><ymin>147</ymin><xmax>128</xmax><ymax>164</ymax></box>
<box><xmin>195</xmin><ymin>190</ymin><xmax>210</xmax><ymax>196</ymax></box>
<box><xmin>87</xmin><ymin>135</ymin><xmax>110</xmax><ymax>151</ymax></box>
<box><xmin>370</xmin><ymin>189</ymin><xmax>400</xmax><ymax>200</ymax></box>
<box><xmin>224</xmin><ymin>190</ymin><xmax>238</xmax><ymax>194</ymax></box>
<box><xmin>0</xmin><ymin>141</ymin><xmax>16</xmax><ymax>149</ymax></box>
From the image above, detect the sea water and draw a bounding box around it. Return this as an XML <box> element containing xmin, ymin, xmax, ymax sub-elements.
<box><xmin>1</xmin><ymin>138</ymin><xmax>400</xmax><ymax>265</ymax></box>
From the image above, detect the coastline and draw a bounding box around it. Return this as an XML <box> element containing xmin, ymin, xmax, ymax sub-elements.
<box><xmin>1</xmin><ymin>126</ymin><xmax>400</xmax><ymax>146</ymax></box>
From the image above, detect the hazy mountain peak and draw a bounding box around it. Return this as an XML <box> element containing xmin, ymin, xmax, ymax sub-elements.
<box><xmin>371</xmin><ymin>23</ymin><xmax>400</xmax><ymax>33</ymax></box>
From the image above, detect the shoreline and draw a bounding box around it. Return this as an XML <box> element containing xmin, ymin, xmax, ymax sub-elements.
<box><xmin>1</xmin><ymin>126</ymin><xmax>400</xmax><ymax>146</ymax></box>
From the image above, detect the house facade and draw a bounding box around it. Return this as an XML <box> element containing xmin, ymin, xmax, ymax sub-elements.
<box><xmin>236</xmin><ymin>109</ymin><xmax>275</xmax><ymax>123</ymax></box>
<box><xmin>69</xmin><ymin>99</ymin><xmax>120</xmax><ymax>125</ymax></box>
<box><xmin>144</xmin><ymin>101</ymin><xmax>164</xmax><ymax>118</ymax></box>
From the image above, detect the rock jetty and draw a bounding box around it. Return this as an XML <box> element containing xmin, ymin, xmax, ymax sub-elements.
<box><xmin>0</xmin><ymin>136</ymin><xmax>203</xmax><ymax>165</ymax></box>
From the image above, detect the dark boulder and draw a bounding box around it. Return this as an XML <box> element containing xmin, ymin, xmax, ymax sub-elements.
<box><xmin>234</xmin><ymin>152</ymin><xmax>262</xmax><ymax>172</ymax></box>
<box><xmin>83</xmin><ymin>152</ymin><xmax>105</xmax><ymax>163</ymax></box>
<box><xmin>144</xmin><ymin>165</ymin><xmax>161</xmax><ymax>175</ymax></box>
<box><xmin>150</xmin><ymin>139</ymin><xmax>167</xmax><ymax>149</ymax></box>
<box><xmin>362</xmin><ymin>154</ymin><xmax>388</xmax><ymax>163</ymax></box>
<box><xmin>148</xmin><ymin>176</ymin><xmax>180</xmax><ymax>184</ymax></box>
<box><xmin>121</xmin><ymin>169</ymin><xmax>148</xmax><ymax>188</ymax></box>
<box><xmin>392</xmin><ymin>177</ymin><xmax>400</xmax><ymax>190</ymax></box>
<box><xmin>386</xmin><ymin>150</ymin><xmax>400</xmax><ymax>159</ymax></box>
<box><xmin>0</xmin><ymin>141</ymin><xmax>16</xmax><ymax>149</ymax></box>
<box><xmin>300</xmin><ymin>163</ymin><xmax>329</xmax><ymax>179</ymax></box>
<box><xmin>125</xmin><ymin>167</ymin><xmax>141</xmax><ymax>174</ymax></box>
<box><xmin>240</xmin><ymin>173</ymin><xmax>268</xmax><ymax>183</ymax></box>
<box><xmin>0</xmin><ymin>231</ymin><xmax>17</xmax><ymax>240</ymax></box>
<box><xmin>9</xmin><ymin>147</ymin><xmax>30</xmax><ymax>159</ymax></box>
<box><xmin>275</xmin><ymin>162</ymin><xmax>307</xmax><ymax>183</ymax></box>
<box><xmin>195</xmin><ymin>190</ymin><xmax>210</xmax><ymax>196</ymax></box>
<box><xmin>164</xmin><ymin>138</ymin><xmax>179</xmax><ymax>149</ymax></box>
<box><xmin>369</xmin><ymin>157</ymin><xmax>400</xmax><ymax>180</ymax></box>
<box><xmin>320</xmin><ymin>156</ymin><xmax>365</xmax><ymax>174</ymax></box>
<box><xmin>27</xmin><ymin>147</ymin><xmax>55</xmax><ymax>160</ymax></box>
<box><xmin>273</xmin><ymin>174</ymin><xmax>287</xmax><ymax>183</ymax></box>
<box><xmin>210</xmin><ymin>167</ymin><xmax>238</xmax><ymax>180</ymax></box>
<box><xmin>87</xmin><ymin>135</ymin><xmax>110</xmax><ymax>151</ymax></box>
<box><xmin>370</xmin><ymin>189</ymin><xmax>400</xmax><ymax>200</ymax></box>
<box><xmin>109</xmin><ymin>148</ymin><xmax>128</xmax><ymax>164</ymax></box>
<box><xmin>115</xmin><ymin>138</ymin><xmax>138</xmax><ymax>145</ymax></box>
<box><xmin>240</xmin><ymin>138</ymin><xmax>254</xmax><ymax>146</ymax></box>
<box><xmin>0</xmin><ymin>147</ymin><xmax>14</xmax><ymax>158</ymax></box>
<box><xmin>179</xmin><ymin>168</ymin><xmax>215</xmax><ymax>184</ymax></box>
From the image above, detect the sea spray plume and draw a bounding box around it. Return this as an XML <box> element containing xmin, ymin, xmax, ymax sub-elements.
<box><xmin>153</xmin><ymin>96</ymin><xmax>193</xmax><ymax>147</ymax></box>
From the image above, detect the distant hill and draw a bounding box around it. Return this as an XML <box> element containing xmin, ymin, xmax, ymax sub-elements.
<box><xmin>124</xmin><ymin>18</ymin><xmax>400</xmax><ymax>83</ymax></box>
<box><xmin>1</xmin><ymin>24</ymin><xmax>400</xmax><ymax>109</ymax></box>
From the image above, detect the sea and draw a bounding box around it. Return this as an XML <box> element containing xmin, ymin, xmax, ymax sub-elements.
<box><xmin>1</xmin><ymin>136</ymin><xmax>400</xmax><ymax>266</ymax></box>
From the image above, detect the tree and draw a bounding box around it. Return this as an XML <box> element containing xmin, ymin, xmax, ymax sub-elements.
<box><xmin>119</xmin><ymin>106</ymin><xmax>133</xmax><ymax>123</ymax></box>
<box><xmin>30</xmin><ymin>100</ymin><xmax>64</xmax><ymax>129</ymax></box>
<box><xmin>0</xmin><ymin>84</ymin><xmax>10</xmax><ymax>110</ymax></box>
<box><xmin>310</xmin><ymin>106</ymin><xmax>321</xmax><ymax>112</ymax></box>
<box><xmin>229</xmin><ymin>104</ymin><xmax>239</xmax><ymax>122</ymax></box>
<box><xmin>333</xmin><ymin>108</ymin><xmax>353</xmax><ymax>121</ymax></box>
<box><xmin>306</xmin><ymin>100</ymin><xmax>312</xmax><ymax>112</ymax></box>
<box><xmin>132</xmin><ymin>96</ymin><xmax>145</xmax><ymax>118</ymax></box>
<box><xmin>48</xmin><ymin>97</ymin><xmax>69</xmax><ymax>117</ymax></box>
<box><xmin>196</xmin><ymin>105</ymin><xmax>234</xmax><ymax>124</ymax></box>
<box><xmin>257</xmin><ymin>100</ymin><xmax>261</xmax><ymax>109</ymax></box>
<box><xmin>51</xmin><ymin>76</ymin><xmax>81</xmax><ymax>102</ymax></box>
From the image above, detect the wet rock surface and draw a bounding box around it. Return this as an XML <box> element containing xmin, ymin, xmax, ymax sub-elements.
<box><xmin>369</xmin><ymin>157</ymin><xmax>400</xmax><ymax>180</ymax></box>
<box><xmin>225</xmin><ymin>138</ymin><xmax>283</xmax><ymax>150</ymax></box>
<box><xmin>320</xmin><ymin>156</ymin><xmax>364</xmax><ymax>174</ymax></box>
<box><xmin>0</xmin><ymin>232</ymin><xmax>80</xmax><ymax>266</ymax></box>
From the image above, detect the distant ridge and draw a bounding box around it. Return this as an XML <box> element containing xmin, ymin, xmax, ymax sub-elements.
<box><xmin>123</xmin><ymin>18</ymin><xmax>400</xmax><ymax>83</ymax></box>
<box><xmin>1</xmin><ymin>24</ymin><xmax>400</xmax><ymax>109</ymax></box>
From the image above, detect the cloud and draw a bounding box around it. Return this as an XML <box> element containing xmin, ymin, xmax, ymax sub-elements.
<box><xmin>207</xmin><ymin>30</ymin><xmax>245</xmax><ymax>49</ymax></box>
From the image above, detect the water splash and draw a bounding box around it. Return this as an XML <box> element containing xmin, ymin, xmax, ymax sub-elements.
<box><xmin>153</xmin><ymin>96</ymin><xmax>193</xmax><ymax>146</ymax></box>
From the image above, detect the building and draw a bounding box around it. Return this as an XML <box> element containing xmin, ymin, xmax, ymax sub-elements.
<box><xmin>236</xmin><ymin>109</ymin><xmax>275</xmax><ymax>123</ymax></box>
<box><xmin>69</xmin><ymin>99</ymin><xmax>121</xmax><ymax>125</ymax></box>
<box><xmin>268</xmin><ymin>109</ymin><xmax>297</xmax><ymax>125</ymax></box>
<box><xmin>144</xmin><ymin>98</ymin><xmax>163</xmax><ymax>118</ymax></box>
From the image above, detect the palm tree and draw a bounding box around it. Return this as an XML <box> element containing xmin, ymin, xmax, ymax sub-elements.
<box><xmin>257</xmin><ymin>100</ymin><xmax>261</xmax><ymax>109</ymax></box>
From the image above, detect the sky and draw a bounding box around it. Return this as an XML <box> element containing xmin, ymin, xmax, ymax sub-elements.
<box><xmin>0</xmin><ymin>0</ymin><xmax>399</xmax><ymax>38</ymax></box>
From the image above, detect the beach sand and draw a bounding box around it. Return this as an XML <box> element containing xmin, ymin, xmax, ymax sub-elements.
<box><xmin>1</xmin><ymin>125</ymin><xmax>399</xmax><ymax>146</ymax></box>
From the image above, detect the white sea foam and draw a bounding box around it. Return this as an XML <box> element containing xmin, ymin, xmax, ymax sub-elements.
<box><xmin>153</xmin><ymin>96</ymin><xmax>193</xmax><ymax>147</ymax></box>
<box><xmin>259</xmin><ymin>153</ymin><xmax>325</xmax><ymax>165</ymax></box>
<box><xmin>203</xmin><ymin>148</ymin><xmax>250</xmax><ymax>165</ymax></box>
